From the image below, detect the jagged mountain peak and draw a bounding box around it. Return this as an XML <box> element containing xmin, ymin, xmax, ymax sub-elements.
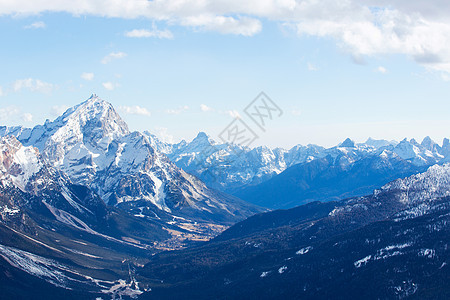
<box><xmin>56</xmin><ymin>95</ymin><xmax>129</xmax><ymax>137</ymax></box>
<box><xmin>421</xmin><ymin>136</ymin><xmax>434</xmax><ymax>145</ymax></box>
<box><xmin>193</xmin><ymin>131</ymin><xmax>213</xmax><ymax>143</ymax></box>
<box><xmin>364</xmin><ymin>137</ymin><xmax>396</xmax><ymax>148</ymax></box>
<box><xmin>188</xmin><ymin>131</ymin><xmax>216</xmax><ymax>149</ymax></box>
<box><xmin>421</xmin><ymin>136</ymin><xmax>440</xmax><ymax>152</ymax></box>
<box><xmin>409</xmin><ymin>138</ymin><xmax>420</xmax><ymax>146</ymax></box>
<box><xmin>339</xmin><ymin>138</ymin><xmax>355</xmax><ymax>148</ymax></box>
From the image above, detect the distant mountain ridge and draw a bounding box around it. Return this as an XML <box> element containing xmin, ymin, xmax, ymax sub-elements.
<box><xmin>147</xmin><ymin>131</ymin><xmax>449</xmax><ymax>191</ymax></box>
<box><xmin>146</xmin><ymin>131</ymin><xmax>450</xmax><ymax>208</ymax></box>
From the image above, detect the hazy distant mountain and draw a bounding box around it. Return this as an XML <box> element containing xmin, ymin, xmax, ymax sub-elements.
<box><xmin>148</xmin><ymin>132</ymin><xmax>449</xmax><ymax>208</ymax></box>
<box><xmin>234</xmin><ymin>147</ymin><xmax>428</xmax><ymax>209</ymax></box>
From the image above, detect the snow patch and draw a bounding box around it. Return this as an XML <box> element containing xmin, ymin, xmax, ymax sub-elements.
<box><xmin>354</xmin><ymin>255</ymin><xmax>372</xmax><ymax>268</ymax></box>
<box><xmin>296</xmin><ymin>246</ymin><xmax>312</xmax><ymax>255</ymax></box>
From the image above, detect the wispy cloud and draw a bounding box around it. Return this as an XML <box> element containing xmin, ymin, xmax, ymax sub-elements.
<box><xmin>0</xmin><ymin>86</ymin><xmax>4</xmax><ymax>97</ymax></box>
<box><xmin>0</xmin><ymin>106</ymin><xmax>20</xmax><ymax>120</ymax></box>
<box><xmin>125</xmin><ymin>27</ymin><xmax>173</xmax><ymax>39</ymax></box>
<box><xmin>376</xmin><ymin>66</ymin><xmax>388</xmax><ymax>74</ymax></box>
<box><xmin>102</xmin><ymin>82</ymin><xmax>118</xmax><ymax>90</ymax></box>
<box><xmin>13</xmin><ymin>78</ymin><xmax>54</xmax><ymax>94</ymax></box>
<box><xmin>81</xmin><ymin>72</ymin><xmax>94</xmax><ymax>81</ymax></box>
<box><xmin>199</xmin><ymin>104</ymin><xmax>242</xmax><ymax>118</ymax></box>
<box><xmin>166</xmin><ymin>105</ymin><xmax>189</xmax><ymax>115</ymax></box>
<box><xmin>24</xmin><ymin>21</ymin><xmax>46</xmax><ymax>29</ymax></box>
<box><xmin>22</xmin><ymin>113</ymin><xmax>33</xmax><ymax>122</ymax></box>
<box><xmin>118</xmin><ymin>105</ymin><xmax>151</xmax><ymax>116</ymax></box>
<box><xmin>180</xmin><ymin>15</ymin><xmax>261</xmax><ymax>36</ymax></box>
<box><xmin>224</xmin><ymin>110</ymin><xmax>241</xmax><ymax>118</ymax></box>
<box><xmin>0</xmin><ymin>105</ymin><xmax>33</xmax><ymax>122</ymax></box>
<box><xmin>200</xmin><ymin>104</ymin><xmax>213</xmax><ymax>112</ymax></box>
<box><xmin>307</xmin><ymin>62</ymin><xmax>318</xmax><ymax>71</ymax></box>
<box><xmin>101</xmin><ymin>52</ymin><xmax>127</xmax><ymax>64</ymax></box>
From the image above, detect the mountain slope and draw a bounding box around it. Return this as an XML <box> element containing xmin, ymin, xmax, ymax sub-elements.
<box><xmin>138</xmin><ymin>164</ymin><xmax>450</xmax><ymax>299</ymax></box>
<box><xmin>0</xmin><ymin>135</ymin><xmax>170</xmax><ymax>297</ymax></box>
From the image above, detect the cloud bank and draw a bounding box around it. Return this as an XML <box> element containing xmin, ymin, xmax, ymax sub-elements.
<box><xmin>1</xmin><ymin>0</ymin><xmax>449</xmax><ymax>72</ymax></box>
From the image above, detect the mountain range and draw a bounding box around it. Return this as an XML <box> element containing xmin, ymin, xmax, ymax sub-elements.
<box><xmin>0</xmin><ymin>95</ymin><xmax>448</xmax><ymax>299</ymax></box>
<box><xmin>147</xmin><ymin>130</ymin><xmax>450</xmax><ymax>209</ymax></box>
<box><xmin>0</xmin><ymin>95</ymin><xmax>262</xmax><ymax>238</ymax></box>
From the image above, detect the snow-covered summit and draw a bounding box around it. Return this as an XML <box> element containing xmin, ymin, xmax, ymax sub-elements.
<box><xmin>0</xmin><ymin>96</ymin><xmax>261</xmax><ymax>224</ymax></box>
<box><xmin>46</xmin><ymin>94</ymin><xmax>129</xmax><ymax>149</ymax></box>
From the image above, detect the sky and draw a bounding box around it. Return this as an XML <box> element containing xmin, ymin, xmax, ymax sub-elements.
<box><xmin>1</xmin><ymin>0</ymin><xmax>450</xmax><ymax>148</ymax></box>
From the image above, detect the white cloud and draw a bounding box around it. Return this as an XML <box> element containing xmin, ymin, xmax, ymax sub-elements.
<box><xmin>0</xmin><ymin>86</ymin><xmax>4</xmax><ymax>97</ymax></box>
<box><xmin>81</xmin><ymin>72</ymin><xmax>94</xmax><ymax>81</ymax></box>
<box><xmin>13</xmin><ymin>78</ymin><xmax>54</xmax><ymax>94</ymax></box>
<box><xmin>118</xmin><ymin>105</ymin><xmax>151</xmax><ymax>116</ymax></box>
<box><xmin>51</xmin><ymin>105</ymin><xmax>69</xmax><ymax>116</ymax></box>
<box><xmin>180</xmin><ymin>15</ymin><xmax>261</xmax><ymax>36</ymax></box>
<box><xmin>376</xmin><ymin>66</ymin><xmax>388</xmax><ymax>74</ymax></box>
<box><xmin>22</xmin><ymin>113</ymin><xmax>33</xmax><ymax>122</ymax></box>
<box><xmin>0</xmin><ymin>106</ymin><xmax>33</xmax><ymax>122</ymax></box>
<box><xmin>125</xmin><ymin>27</ymin><xmax>173</xmax><ymax>39</ymax></box>
<box><xmin>101</xmin><ymin>52</ymin><xmax>127</xmax><ymax>64</ymax></box>
<box><xmin>0</xmin><ymin>0</ymin><xmax>262</xmax><ymax>36</ymax></box>
<box><xmin>225</xmin><ymin>110</ymin><xmax>241</xmax><ymax>118</ymax></box>
<box><xmin>307</xmin><ymin>62</ymin><xmax>318</xmax><ymax>71</ymax></box>
<box><xmin>200</xmin><ymin>104</ymin><xmax>213</xmax><ymax>112</ymax></box>
<box><xmin>0</xmin><ymin>106</ymin><xmax>20</xmax><ymax>120</ymax></box>
<box><xmin>166</xmin><ymin>105</ymin><xmax>189</xmax><ymax>115</ymax></box>
<box><xmin>2</xmin><ymin>1</ymin><xmax>450</xmax><ymax>72</ymax></box>
<box><xmin>24</xmin><ymin>21</ymin><xmax>46</xmax><ymax>29</ymax></box>
<box><xmin>102</xmin><ymin>82</ymin><xmax>117</xmax><ymax>90</ymax></box>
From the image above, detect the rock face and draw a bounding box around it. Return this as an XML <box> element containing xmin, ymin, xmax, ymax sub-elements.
<box><xmin>0</xmin><ymin>95</ymin><xmax>262</xmax><ymax>225</ymax></box>
<box><xmin>0</xmin><ymin>135</ymin><xmax>164</xmax><ymax>241</ymax></box>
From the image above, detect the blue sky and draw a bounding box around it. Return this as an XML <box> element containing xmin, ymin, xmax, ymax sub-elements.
<box><xmin>1</xmin><ymin>1</ymin><xmax>450</xmax><ymax>148</ymax></box>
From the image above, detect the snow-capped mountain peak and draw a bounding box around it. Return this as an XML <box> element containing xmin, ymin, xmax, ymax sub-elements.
<box><xmin>53</xmin><ymin>94</ymin><xmax>129</xmax><ymax>145</ymax></box>
<box><xmin>190</xmin><ymin>132</ymin><xmax>216</xmax><ymax>148</ymax></box>
<box><xmin>0</xmin><ymin>96</ymin><xmax>261</xmax><ymax>225</ymax></box>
